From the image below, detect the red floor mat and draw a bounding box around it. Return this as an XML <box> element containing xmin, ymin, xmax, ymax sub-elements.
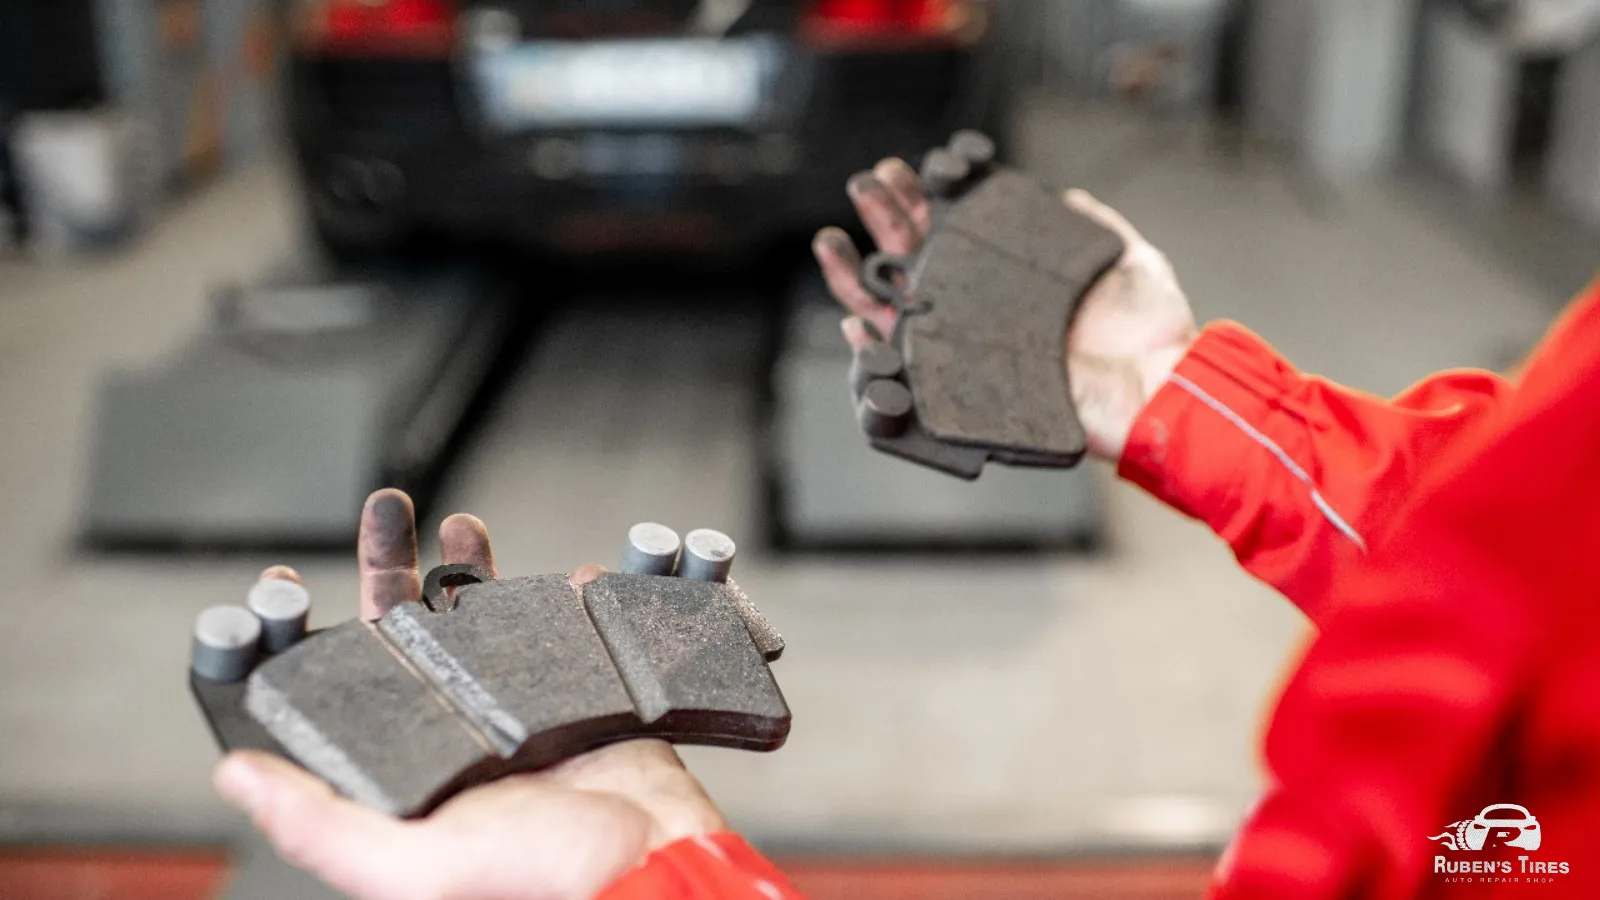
<box><xmin>0</xmin><ymin>848</ymin><xmax>1213</xmax><ymax>899</ymax></box>
<box><xmin>0</xmin><ymin>849</ymin><xmax>229</xmax><ymax>900</ymax></box>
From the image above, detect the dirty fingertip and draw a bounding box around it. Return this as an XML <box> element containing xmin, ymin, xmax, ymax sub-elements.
<box><xmin>570</xmin><ymin>563</ymin><xmax>608</xmax><ymax>585</ymax></box>
<box><xmin>257</xmin><ymin>565</ymin><xmax>303</xmax><ymax>585</ymax></box>
<box><xmin>817</xmin><ymin>230</ymin><xmax>865</xmax><ymax>272</ymax></box>
<box><xmin>439</xmin><ymin>512</ymin><xmax>489</xmax><ymax>543</ymax></box>
<box><xmin>840</xmin><ymin>316</ymin><xmax>874</xmax><ymax>348</ymax></box>
<box><xmin>439</xmin><ymin>513</ymin><xmax>495</xmax><ymax>575</ymax></box>
<box><xmin>361</xmin><ymin>489</ymin><xmax>415</xmax><ymax>537</ymax></box>
<box><xmin>812</xmin><ymin>225</ymin><xmax>851</xmax><ymax>255</ymax></box>
<box><xmin>874</xmin><ymin>157</ymin><xmax>918</xmax><ymax>186</ymax></box>
<box><xmin>846</xmin><ymin>170</ymin><xmax>880</xmax><ymax>197</ymax></box>
<box><xmin>810</xmin><ymin>228</ymin><xmax>831</xmax><ymax>256</ymax></box>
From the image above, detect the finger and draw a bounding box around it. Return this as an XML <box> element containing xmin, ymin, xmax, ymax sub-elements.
<box><xmin>813</xmin><ymin>227</ymin><xmax>897</xmax><ymax>338</ymax></box>
<box><xmin>873</xmin><ymin>158</ymin><xmax>932</xmax><ymax>234</ymax></box>
<box><xmin>840</xmin><ymin>316</ymin><xmax>878</xmax><ymax>350</ymax></box>
<box><xmin>570</xmin><ymin>563</ymin><xmax>607</xmax><ymax>586</ymax></box>
<box><xmin>214</xmin><ymin>751</ymin><xmax>429</xmax><ymax>900</ymax></box>
<box><xmin>1065</xmin><ymin>188</ymin><xmax>1147</xmax><ymax>248</ymax></box>
<box><xmin>439</xmin><ymin>513</ymin><xmax>496</xmax><ymax>578</ymax></box>
<box><xmin>357</xmin><ymin>488</ymin><xmax>420</xmax><ymax>621</ymax></box>
<box><xmin>258</xmin><ymin>566</ymin><xmax>303</xmax><ymax>585</ymax></box>
<box><xmin>541</xmin><ymin>740</ymin><xmax>726</xmax><ymax>849</ymax></box>
<box><xmin>847</xmin><ymin>171</ymin><xmax>921</xmax><ymax>256</ymax></box>
<box><xmin>543</xmin><ymin>738</ymin><xmax>686</xmax><ymax>790</ymax></box>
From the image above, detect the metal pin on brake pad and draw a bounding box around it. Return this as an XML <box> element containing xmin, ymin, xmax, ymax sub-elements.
<box><xmin>858</xmin><ymin>380</ymin><xmax>914</xmax><ymax>438</ymax></box>
<box><xmin>191</xmin><ymin>606</ymin><xmax>261</xmax><ymax>683</ymax></box>
<box><xmin>620</xmin><ymin>522</ymin><xmax>681</xmax><ymax>576</ymax></box>
<box><xmin>189</xmin><ymin>523</ymin><xmax>789</xmax><ymax>818</ymax></box>
<box><xmin>679</xmin><ymin>528</ymin><xmax>736</xmax><ymax>583</ymax></box>
<box><xmin>850</xmin><ymin>342</ymin><xmax>904</xmax><ymax>394</ymax></box>
<box><xmin>920</xmin><ymin>147</ymin><xmax>971</xmax><ymax>197</ymax></box>
<box><xmin>850</xmin><ymin>131</ymin><xmax>1127</xmax><ymax>479</ymax></box>
<box><xmin>247</xmin><ymin>579</ymin><xmax>311</xmax><ymax>652</ymax></box>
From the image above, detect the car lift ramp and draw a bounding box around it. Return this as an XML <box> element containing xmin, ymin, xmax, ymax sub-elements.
<box><xmin>81</xmin><ymin>257</ymin><xmax>518</xmax><ymax>550</ymax></box>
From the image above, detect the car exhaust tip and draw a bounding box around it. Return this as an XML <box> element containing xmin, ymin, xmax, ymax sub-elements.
<box><xmin>323</xmin><ymin>154</ymin><xmax>407</xmax><ymax>210</ymax></box>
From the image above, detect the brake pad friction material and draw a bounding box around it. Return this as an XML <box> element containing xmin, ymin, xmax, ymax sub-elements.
<box><xmin>378</xmin><ymin>574</ymin><xmax>639</xmax><ymax>756</ymax></box>
<box><xmin>190</xmin><ymin>527</ymin><xmax>789</xmax><ymax>818</ymax></box>
<box><xmin>582</xmin><ymin>573</ymin><xmax>789</xmax><ymax>745</ymax></box>
<box><xmin>243</xmin><ymin>622</ymin><xmax>491</xmax><ymax>816</ymax></box>
<box><xmin>852</xmin><ymin>132</ymin><xmax>1126</xmax><ymax>479</ymax></box>
<box><xmin>904</xmin><ymin>229</ymin><xmax>1082</xmax><ymax>456</ymax></box>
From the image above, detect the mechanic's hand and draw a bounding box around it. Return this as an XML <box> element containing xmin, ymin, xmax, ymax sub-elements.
<box><xmin>213</xmin><ymin>489</ymin><xmax>727</xmax><ymax>900</ymax></box>
<box><xmin>813</xmin><ymin>160</ymin><xmax>1198</xmax><ymax>461</ymax></box>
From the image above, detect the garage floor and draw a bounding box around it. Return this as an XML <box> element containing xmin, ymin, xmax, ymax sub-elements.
<box><xmin>0</xmin><ymin>99</ymin><xmax>1581</xmax><ymax>894</ymax></box>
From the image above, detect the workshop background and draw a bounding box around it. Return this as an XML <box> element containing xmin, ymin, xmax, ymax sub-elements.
<box><xmin>2</xmin><ymin>1</ymin><xmax>1597</xmax><ymax>898</ymax></box>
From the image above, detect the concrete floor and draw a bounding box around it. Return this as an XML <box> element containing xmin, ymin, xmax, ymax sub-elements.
<box><xmin>0</xmin><ymin>99</ymin><xmax>1580</xmax><ymax>884</ymax></box>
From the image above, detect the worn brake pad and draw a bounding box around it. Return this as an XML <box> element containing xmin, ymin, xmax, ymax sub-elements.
<box><xmin>189</xmin><ymin>523</ymin><xmax>788</xmax><ymax>818</ymax></box>
<box><xmin>850</xmin><ymin>131</ymin><xmax>1127</xmax><ymax>479</ymax></box>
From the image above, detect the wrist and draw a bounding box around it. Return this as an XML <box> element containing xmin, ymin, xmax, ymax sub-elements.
<box><xmin>1069</xmin><ymin>333</ymin><xmax>1196</xmax><ymax>462</ymax></box>
<box><xmin>1137</xmin><ymin>333</ymin><xmax>1196</xmax><ymax>404</ymax></box>
<box><xmin>644</xmin><ymin>800</ymin><xmax>727</xmax><ymax>853</ymax></box>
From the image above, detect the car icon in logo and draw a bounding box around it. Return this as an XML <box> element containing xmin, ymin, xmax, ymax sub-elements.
<box><xmin>1465</xmin><ymin>804</ymin><xmax>1540</xmax><ymax>851</ymax></box>
<box><xmin>1432</xmin><ymin>803</ymin><xmax>1542</xmax><ymax>852</ymax></box>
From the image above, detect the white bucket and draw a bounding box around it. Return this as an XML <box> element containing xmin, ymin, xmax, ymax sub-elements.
<box><xmin>11</xmin><ymin>110</ymin><xmax>159</xmax><ymax>254</ymax></box>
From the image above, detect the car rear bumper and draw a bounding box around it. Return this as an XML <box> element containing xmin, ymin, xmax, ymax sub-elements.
<box><xmin>298</xmin><ymin>123</ymin><xmax>953</xmax><ymax>252</ymax></box>
<box><xmin>287</xmin><ymin>45</ymin><xmax>1001</xmax><ymax>253</ymax></box>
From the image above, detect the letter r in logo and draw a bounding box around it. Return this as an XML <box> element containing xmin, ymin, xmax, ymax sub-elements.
<box><xmin>1485</xmin><ymin>827</ymin><xmax>1522</xmax><ymax>850</ymax></box>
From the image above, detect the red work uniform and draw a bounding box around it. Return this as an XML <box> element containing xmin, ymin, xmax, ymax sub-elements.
<box><xmin>601</xmin><ymin>280</ymin><xmax>1600</xmax><ymax>900</ymax></box>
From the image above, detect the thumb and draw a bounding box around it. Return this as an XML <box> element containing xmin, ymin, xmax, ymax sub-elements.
<box><xmin>215</xmin><ymin>751</ymin><xmax>433</xmax><ymax>900</ymax></box>
<box><xmin>570</xmin><ymin>563</ymin><xmax>608</xmax><ymax>586</ymax></box>
<box><xmin>1064</xmin><ymin>188</ymin><xmax>1147</xmax><ymax>248</ymax></box>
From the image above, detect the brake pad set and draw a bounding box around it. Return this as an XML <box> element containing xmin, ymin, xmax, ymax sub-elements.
<box><xmin>189</xmin><ymin>140</ymin><xmax>1114</xmax><ymax>814</ymax></box>
<box><xmin>849</xmin><ymin>130</ymin><xmax>1127</xmax><ymax>479</ymax></box>
<box><xmin>190</xmin><ymin>524</ymin><xmax>788</xmax><ymax>817</ymax></box>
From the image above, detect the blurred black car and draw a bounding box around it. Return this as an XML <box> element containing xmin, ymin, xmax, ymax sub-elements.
<box><xmin>285</xmin><ymin>0</ymin><xmax>1011</xmax><ymax>257</ymax></box>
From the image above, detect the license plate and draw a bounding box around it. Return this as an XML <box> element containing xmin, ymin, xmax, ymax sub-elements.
<box><xmin>471</xmin><ymin>38</ymin><xmax>778</xmax><ymax>131</ymax></box>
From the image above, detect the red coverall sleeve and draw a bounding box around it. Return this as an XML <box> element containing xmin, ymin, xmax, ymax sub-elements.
<box><xmin>595</xmin><ymin>833</ymin><xmax>803</xmax><ymax>900</ymax></box>
<box><xmin>1118</xmin><ymin>321</ymin><xmax>1514</xmax><ymax>627</ymax></box>
<box><xmin>590</xmin><ymin>285</ymin><xmax>1599</xmax><ymax>900</ymax></box>
<box><xmin>1209</xmin><ymin>283</ymin><xmax>1600</xmax><ymax>900</ymax></box>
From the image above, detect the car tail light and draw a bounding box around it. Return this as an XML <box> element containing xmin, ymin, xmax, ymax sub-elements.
<box><xmin>296</xmin><ymin>0</ymin><xmax>458</xmax><ymax>58</ymax></box>
<box><xmin>801</xmin><ymin>0</ymin><xmax>977</xmax><ymax>48</ymax></box>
